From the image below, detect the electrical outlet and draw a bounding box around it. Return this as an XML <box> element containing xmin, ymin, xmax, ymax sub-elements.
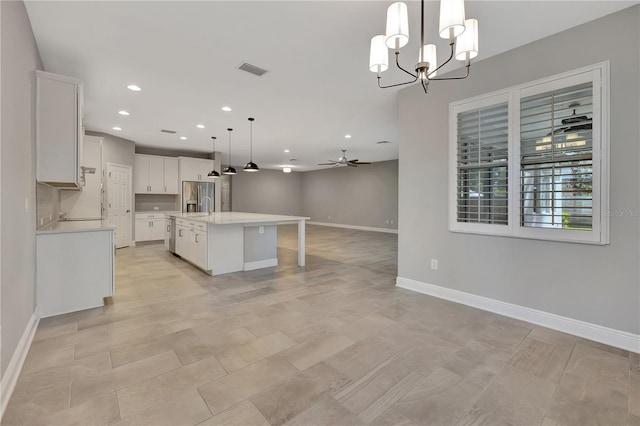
<box><xmin>259</xmin><ymin>226</ymin><xmax>264</xmax><ymax>234</ymax></box>
<box><xmin>153</xmin><ymin>206</ymin><xmax>160</xmax><ymax>211</ymax></box>
<box><xmin>430</xmin><ymin>259</ymin><xmax>438</xmax><ymax>270</ymax></box>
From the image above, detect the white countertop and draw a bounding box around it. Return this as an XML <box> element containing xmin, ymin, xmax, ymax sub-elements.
<box><xmin>37</xmin><ymin>220</ymin><xmax>115</xmax><ymax>235</ymax></box>
<box><xmin>166</xmin><ymin>212</ymin><xmax>310</xmax><ymax>225</ymax></box>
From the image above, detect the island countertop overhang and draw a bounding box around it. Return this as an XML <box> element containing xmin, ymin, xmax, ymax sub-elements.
<box><xmin>166</xmin><ymin>212</ymin><xmax>310</xmax><ymax>225</ymax></box>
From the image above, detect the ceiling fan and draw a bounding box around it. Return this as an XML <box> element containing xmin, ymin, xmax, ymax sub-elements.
<box><xmin>318</xmin><ymin>150</ymin><xmax>371</xmax><ymax>167</ymax></box>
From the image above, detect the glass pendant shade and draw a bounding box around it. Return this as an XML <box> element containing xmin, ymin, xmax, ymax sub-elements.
<box><xmin>385</xmin><ymin>2</ymin><xmax>409</xmax><ymax>49</ymax></box>
<box><xmin>207</xmin><ymin>170</ymin><xmax>220</xmax><ymax>178</ymax></box>
<box><xmin>455</xmin><ymin>18</ymin><xmax>478</xmax><ymax>60</ymax></box>
<box><xmin>418</xmin><ymin>44</ymin><xmax>438</xmax><ymax>78</ymax></box>
<box><xmin>439</xmin><ymin>0</ymin><xmax>466</xmax><ymax>39</ymax></box>
<box><xmin>222</xmin><ymin>166</ymin><xmax>236</xmax><ymax>175</ymax></box>
<box><xmin>369</xmin><ymin>35</ymin><xmax>389</xmax><ymax>73</ymax></box>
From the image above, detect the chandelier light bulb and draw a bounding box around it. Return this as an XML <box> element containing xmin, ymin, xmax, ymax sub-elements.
<box><xmin>418</xmin><ymin>44</ymin><xmax>438</xmax><ymax>78</ymax></box>
<box><xmin>455</xmin><ymin>19</ymin><xmax>479</xmax><ymax>61</ymax></box>
<box><xmin>369</xmin><ymin>35</ymin><xmax>389</xmax><ymax>73</ymax></box>
<box><xmin>385</xmin><ymin>2</ymin><xmax>409</xmax><ymax>49</ymax></box>
<box><xmin>439</xmin><ymin>0</ymin><xmax>466</xmax><ymax>39</ymax></box>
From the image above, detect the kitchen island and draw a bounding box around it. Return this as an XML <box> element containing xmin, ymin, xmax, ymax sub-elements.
<box><xmin>166</xmin><ymin>212</ymin><xmax>309</xmax><ymax>276</ymax></box>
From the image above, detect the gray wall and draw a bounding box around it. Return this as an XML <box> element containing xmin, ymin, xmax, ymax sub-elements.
<box><xmin>1</xmin><ymin>0</ymin><xmax>43</xmax><ymax>377</ymax></box>
<box><xmin>302</xmin><ymin>160</ymin><xmax>398</xmax><ymax>230</ymax></box>
<box><xmin>398</xmin><ymin>6</ymin><xmax>639</xmax><ymax>334</ymax></box>
<box><xmin>231</xmin><ymin>168</ymin><xmax>303</xmax><ymax>216</ymax></box>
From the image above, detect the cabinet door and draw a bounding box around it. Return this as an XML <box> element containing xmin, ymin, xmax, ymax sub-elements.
<box><xmin>134</xmin><ymin>156</ymin><xmax>150</xmax><ymax>193</ymax></box>
<box><xmin>199</xmin><ymin>160</ymin><xmax>214</xmax><ymax>182</ymax></box>
<box><xmin>163</xmin><ymin>158</ymin><xmax>179</xmax><ymax>194</ymax></box>
<box><xmin>135</xmin><ymin>219</ymin><xmax>152</xmax><ymax>242</ymax></box>
<box><xmin>175</xmin><ymin>226</ymin><xmax>189</xmax><ymax>257</ymax></box>
<box><xmin>36</xmin><ymin>73</ymin><xmax>81</xmax><ymax>186</ymax></box>
<box><xmin>148</xmin><ymin>157</ymin><xmax>164</xmax><ymax>193</ymax></box>
<box><xmin>193</xmin><ymin>230</ymin><xmax>208</xmax><ymax>268</ymax></box>
<box><xmin>151</xmin><ymin>219</ymin><xmax>165</xmax><ymax>240</ymax></box>
<box><xmin>179</xmin><ymin>158</ymin><xmax>200</xmax><ymax>182</ymax></box>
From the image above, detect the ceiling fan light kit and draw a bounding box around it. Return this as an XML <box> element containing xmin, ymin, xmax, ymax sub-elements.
<box><xmin>207</xmin><ymin>136</ymin><xmax>220</xmax><ymax>178</ymax></box>
<box><xmin>243</xmin><ymin>117</ymin><xmax>260</xmax><ymax>172</ymax></box>
<box><xmin>370</xmin><ymin>0</ymin><xmax>479</xmax><ymax>93</ymax></box>
<box><xmin>222</xmin><ymin>128</ymin><xmax>237</xmax><ymax>175</ymax></box>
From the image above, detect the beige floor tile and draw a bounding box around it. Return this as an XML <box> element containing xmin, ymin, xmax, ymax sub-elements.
<box><xmin>340</xmin><ymin>313</ymin><xmax>397</xmax><ymax>342</ymax></box>
<box><xmin>48</xmin><ymin>392</ymin><xmax>120</xmax><ymax>426</ymax></box>
<box><xmin>285</xmin><ymin>334</ymin><xmax>355</xmax><ymax>371</ymax></box>
<box><xmin>282</xmin><ymin>316</ymin><xmax>347</xmax><ymax>344</ymax></box>
<box><xmin>198</xmin><ymin>356</ymin><xmax>298</xmax><ymax>416</ymax></box>
<box><xmin>326</xmin><ymin>336</ymin><xmax>406</xmax><ymax>380</ymax></box>
<box><xmin>198</xmin><ymin>400</ymin><xmax>269</xmax><ymax>426</ymax></box>
<box><xmin>474</xmin><ymin>318</ymin><xmax>532</xmax><ymax>351</ymax></box>
<box><xmin>546</xmin><ymin>372</ymin><xmax>628</xmax><ymax>426</ymax></box>
<box><xmin>390</xmin><ymin>339</ymin><xmax>459</xmax><ymax>376</ymax></box>
<box><xmin>508</xmin><ymin>337</ymin><xmax>573</xmax><ymax>383</ymax></box>
<box><xmin>216</xmin><ymin>331</ymin><xmax>296</xmax><ymax>372</ymax></box>
<box><xmin>75</xmin><ymin>323</ymin><xmax>164</xmax><ymax>360</ymax></box>
<box><xmin>33</xmin><ymin>321</ymin><xmax>78</xmax><ymax>342</ymax></box>
<box><xmin>250</xmin><ymin>362</ymin><xmax>350</xmax><ymax>425</ymax></box>
<box><xmin>1</xmin><ymin>383</ymin><xmax>71</xmax><ymax>425</ymax></box>
<box><xmin>71</xmin><ymin>350</ymin><xmax>181</xmax><ymax>406</ymax></box>
<box><xmin>190</xmin><ymin>327</ymin><xmax>257</xmax><ymax>355</ymax></box>
<box><xmin>117</xmin><ymin>355</ymin><xmax>226</xmax><ymax>418</ymax></box>
<box><xmin>462</xmin><ymin>365</ymin><xmax>556</xmax><ymax>425</ymax></box>
<box><xmin>114</xmin><ymin>389</ymin><xmax>211</xmax><ymax>426</ymax></box>
<box><xmin>283</xmin><ymin>394</ymin><xmax>363</xmax><ymax>426</ymax></box>
<box><xmin>442</xmin><ymin>340</ymin><xmax>511</xmax><ymax>388</ymax></box>
<box><xmin>391</xmin><ymin>367</ymin><xmax>485</xmax><ymax>425</ymax></box>
<box><xmin>528</xmin><ymin>326</ymin><xmax>577</xmax><ymax>348</ymax></box>
<box><xmin>565</xmin><ymin>342</ymin><xmax>629</xmax><ymax>389</ymax></box>
<box><xmin>20</xmin><ymin>344</ymin><xmax>76</xmax><ymax>375</ymax></box>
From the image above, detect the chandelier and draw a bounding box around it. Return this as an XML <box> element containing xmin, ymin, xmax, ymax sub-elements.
<box><xmin>369</xmin><ymin>0</ymin><xmax>479</xmax><ymax>93</ymax></box>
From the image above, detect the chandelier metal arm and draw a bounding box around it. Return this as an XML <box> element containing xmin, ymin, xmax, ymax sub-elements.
<box><xmin>395</xmin><ymin>51</ymin><xmax>418</xmax><ymax>79</ymax></box>
<box><xmin>428</xmin><ymin>57</ymin><xmax>471</xmax><ymax>81</ymax></box>
<box><xmin>426</xmin><ymin>39</ymin><xmax>456</xmax><ymax>79</ymax></box>
<box><xmin>420</xmin><ymin>78</ymin><xmax>429</xmax><ymax>94</ymax></box>
<box><xmin>377</xmin><ymin>74</ymin><xmax>418</xmax><ymax>89</ymax></box>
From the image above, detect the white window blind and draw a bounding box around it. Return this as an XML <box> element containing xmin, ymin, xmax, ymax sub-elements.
<box><xmin>520</xmin><ymin>82</ymin><xmax>593</xmax><ymax>230</ymax></box>
<box><xmin>456</xmin><ymin>102</ymin><xmax>509</xmax><ymax>225</ymax></box>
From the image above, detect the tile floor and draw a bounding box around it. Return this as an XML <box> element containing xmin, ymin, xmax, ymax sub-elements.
<box><xmin>2</xmin><ymin>225</ymin><xmax>638</xmax><ymax>425</ymax></box>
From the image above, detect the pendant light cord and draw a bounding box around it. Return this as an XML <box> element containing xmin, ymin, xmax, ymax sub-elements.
<box><xmin>249</xmin><ymin>118</ymin><xmax>253</xmax><ymax>162</ymax></box>
<box><xmin>227</xmin><ymin>128</ymin><xmax>233</xmax><ymax>168</ymax></box>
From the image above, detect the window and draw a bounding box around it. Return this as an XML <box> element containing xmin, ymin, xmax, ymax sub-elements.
<box><xmin>449</xmin><ymin>63</ymin><xmax>609</xmax><ymax>244</ymax></box>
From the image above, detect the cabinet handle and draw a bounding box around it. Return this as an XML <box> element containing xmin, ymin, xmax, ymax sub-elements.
<box><xmin>195</xmin><ymin>234</ymin><xmax>199</xmax><ymax>243</ymax></box>
<box><xmin>178</xmin><ymin>229</ymin><xmax>182</xmax><ymax>237</ymax></box>
<box><xmin>167</xmin><ymin>225</ymin><xmax>170</xmax><ymax>232</ymax></box>
<box><xmin>165</xmin><ymin>185</ymin><xmax>167</xmax><ymax>192</ymax></box>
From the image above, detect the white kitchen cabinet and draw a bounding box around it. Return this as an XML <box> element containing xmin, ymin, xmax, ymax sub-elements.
<box><xmin>164</xmin><ymin>218</ymin><xmax>172</xmax><ymax>250</ymax></box>
<box><xmin>36</xmin><ymin>71</ymin><xmax>84</xmax><ymax>189</ymax></box>
<box><xmin>163</xmin><ymin>158</ymin><xmax>180</xmax><ymax>194</ymax></box>
<box><xmin>36</xmin><ymin>228</ymin><xmax>114</xmax><ymax>318</ymax></box>
<box><xmin>135</xmin><ymin>213</ymin><xmax>165</xmax><ymax>241</ymax></box>
<box><xmin>175</xmin><ymin>219</ymin><xmax>208</xmax><ymax>269</ymax></box>
<box><xmin>135</xmin><ymin>154</ymin><xmax>180</xmax><ymax>194</ymax></box>
<box><xmin>178</xmin><ymin>157</ymin><xmax>214</xmax><ymax>182</ymax></box>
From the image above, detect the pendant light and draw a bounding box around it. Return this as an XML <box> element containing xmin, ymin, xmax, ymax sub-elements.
<box><xmin>222</xmin><ymin>128</ymin><xmax>237</xmax><ymax>175</ymax></box>
<box><xmin>243</xmin><ymin>117</ymin><xmax>259</xmax><ymax>172</ymax></box>
<box><xmin>207</xmin><ymin>137</ymin><xmax>220</xmax><ymax>178</ymax></box>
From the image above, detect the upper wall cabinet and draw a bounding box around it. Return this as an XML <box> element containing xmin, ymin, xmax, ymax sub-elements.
<box><xmin>134</xmin><ymin>154</ymin><xmax>180</xmax><ymax>194</ymax></box>
<box><xmin>178</xmin><ymin>157</ymin><xmax>214</xmax><ymax>182</ymax></box>
<box><xmin>36</xmin><ymin>71</ymin><xmax>84</xmax><ymax>189</ymax></box>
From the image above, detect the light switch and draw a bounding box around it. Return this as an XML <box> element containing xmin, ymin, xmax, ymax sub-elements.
<box><xmin>259</xmin><ymin>226</ymin><xmax>264</xmax><ymax>234</ymax></box>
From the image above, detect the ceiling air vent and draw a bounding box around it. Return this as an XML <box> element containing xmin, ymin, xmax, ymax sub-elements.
<box><xmin>238</xmin><ymin>62</ymin><xmax>268</xmax><ymax>77</ymax></box>
<box><xmin>376</xmin><ymin>140</ymin><xmax>391</xmax><ymax>144</ymax></box>
<box><xmin>161</xmin><ymin>129</ymin><xmax>177</xmax><ymax>134</ymax></box>
<box><xmin>289</xmin><ymin>158</ymin><xmax>299</xmax><ymax>162</ymax></box>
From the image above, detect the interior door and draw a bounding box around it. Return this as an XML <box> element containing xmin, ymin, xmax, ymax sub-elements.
<box><xmin>107</xmin><ymin>163</ymin><xmax>132</xmax><ymax>248</ymax></box>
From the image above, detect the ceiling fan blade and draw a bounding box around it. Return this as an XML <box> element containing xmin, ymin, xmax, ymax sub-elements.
<box><xmin>317</xmin><ymin>162</ymin><xmax>337</xmax><ymax>165</ymax></box>
<box><xmin>354</xmin><ymin>161</ymin><xmax>371</xmax><ymax>164</ymax></box>
<box><xmin>348</xmin><ymin>159</ymin><xmax>359</xmax><ymax>163</ymax></box>
<box><xmin>347</xmin><ymin>163</ymin><xmax>357</xmax><ymax>167</ymax></box>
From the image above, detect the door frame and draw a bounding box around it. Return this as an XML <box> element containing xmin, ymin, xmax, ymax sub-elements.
<box><xmin>106</xmin><ymin>162</ymin><xmax>133</xmax><ymax>248</ymax></box>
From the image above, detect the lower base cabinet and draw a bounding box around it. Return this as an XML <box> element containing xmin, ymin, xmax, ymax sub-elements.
<box><xmin>176</xmin><ymin>222</ymin><xmax>208</xmax><ymax>270</ymax></box>
<box><xmin>135</xmin><ymin>214</ymin><xmax>165</xmax><ymax>242</ymax></box>
<box><xmin>36</xmin><ymin>229</ymin><xmax>114</xmax><ymax>318</ymax></box>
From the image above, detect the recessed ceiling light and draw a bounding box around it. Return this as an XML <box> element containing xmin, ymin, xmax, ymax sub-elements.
<box><xmin>221</xmin><ymin>106</ymin><xmax>232</xmax><ymax>112</ymax></box>
<box><xmin>112</xmin><ymin>127</ymin><xmax>122</xmax><ymax>131</ymax></box>
<box><xmin>180</xmin><ymin>136</ymin><xmax>188</xmax><ymax>140</ymax></box>
<box><xmin>196</xmin><ymin>124</ymin><xmax>205</xmax><ymax>129</ymax></box>
<box><xmin>284</xmin><ymin>149</ymin><xmax>290</xmax><ymax>153</ymax></box>
<box><xmin>127</xmin><ymin>85</ymin><xmax>141</xmax><ymax>92</ymax></box>
<box><xmin>283</xmin><ymin>167</ymin><xmax>292</xmax><ymax>173</ymax></box>
<box><xmin>118</xmin><ymin>110</ymin><xmax>130</xmax><ymax>116</ymax></box>
<box><xmin>345</xmin><ymin>134</ymin><xmax>352</xmax><ymax>139</ymax></box>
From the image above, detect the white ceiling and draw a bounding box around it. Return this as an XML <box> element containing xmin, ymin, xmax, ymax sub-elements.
<box><xmin>25</xmin><ymin>1</ymin><xmax>637</xmax><ymax>171</ymax></box>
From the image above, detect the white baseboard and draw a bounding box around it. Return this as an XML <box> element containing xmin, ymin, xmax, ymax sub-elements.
<box><xmin>396</xmin><ymin>277</ymin><xmax>640</xmax><ymax>354</ymax></box>
<box><xmin>1</xmin><ymin>308</ymin><xmax>40</xmax><ymax>420</ymax></box>
<box><xmin>244</xmin><ymin>258</ymin><xmax>278</xmax><ymax>271</ymax></box>
<box><xmin>307</xmin><ymin>221</ymin><xmax>398</xmax><ymax>234</ymax></box>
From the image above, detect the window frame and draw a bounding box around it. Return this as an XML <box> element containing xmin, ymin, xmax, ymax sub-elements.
<box><xmin>448</xmin><ymin>62</ymin><xmax>609</xmax><ymax>245</ymax></box>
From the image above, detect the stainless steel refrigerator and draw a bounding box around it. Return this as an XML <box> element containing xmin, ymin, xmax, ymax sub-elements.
<box><xmin>182</xmin><ymin>181</ymin><xmax>215</xmax><ymax>213</ymax></box>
